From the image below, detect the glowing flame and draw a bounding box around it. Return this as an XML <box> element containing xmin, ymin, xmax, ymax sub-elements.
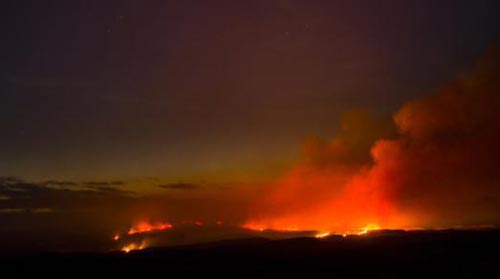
<box><xmin>128</xmin><ymin>221</ymin><xmax>173</xmax><ymax>235</ymax></box>
<box><xmin>113</xmin><ymin>234</ymin><xmax>120</xmax><ymax>241</ymax></box>
<box><xmin>358</xmin><ymin>223</ymin><xmax>380</xmax><ymax>235</ymax></box>
<box><xmin>243</xmin><ymin>222</ymin><xmax>307</xmax><ymax>233</ymax></box>
<box><xmin>122</xmin><ymin>240</ymin><xmax>147</xmax><ymax>253</ymax></box>
<box><xmin>315</xmin><ymin>232</ymin><xmax>330</xmax><ymax>238</ymax></box>
<box><xmin>193</xmin><ymin>221</ymin><xmax>203</xmax><ymax>226</ymax></box>
<box><xmin>242</xmin><ymin>221</ymin><xmax>266</xmax><ymax>232</ymax></box>
<box><xmin>243</xmin><ymin>222</ymin><xmax>382</xmax><ymax>238</ymax></box>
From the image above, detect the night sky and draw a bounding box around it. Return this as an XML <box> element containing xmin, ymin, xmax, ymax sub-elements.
<box><xmin>1</xmin><ymin>1</ymin><xmax>500</xmax><ymax>252</ymax></box>
<box><xmin>2</xmin><ymin>1</ymin><xmax>499</xmax><ymax>187</ymax></box>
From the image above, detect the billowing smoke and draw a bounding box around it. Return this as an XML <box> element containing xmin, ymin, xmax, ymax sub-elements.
<box><xmin>245</xmin><ymin>47</ymin><xmax>500</xmax><ymax>232</ymax></box>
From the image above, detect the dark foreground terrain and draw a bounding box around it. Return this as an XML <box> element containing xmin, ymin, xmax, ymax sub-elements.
<box><xmin>3</xmin><ymin>230</ymin><xmax>500</xmax><ymax>277</ymax></box>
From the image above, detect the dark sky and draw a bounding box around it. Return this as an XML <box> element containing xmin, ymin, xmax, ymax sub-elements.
<box><xmin>1</xmin><ymin>0</ymin><xmax>499</xmax><ymax>190</ymax></box>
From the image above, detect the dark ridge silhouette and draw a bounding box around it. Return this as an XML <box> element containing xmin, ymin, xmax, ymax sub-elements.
<box><xmin>2</xmin><ymin>229</ymin><xmax>499</xmax><ymax>277</ymax></box>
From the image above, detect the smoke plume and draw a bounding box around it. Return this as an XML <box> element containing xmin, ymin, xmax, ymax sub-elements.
<box><xmin>245</xmin><ymin>47</ymin><xmax>500</xmax><ymax>232</ymax></box>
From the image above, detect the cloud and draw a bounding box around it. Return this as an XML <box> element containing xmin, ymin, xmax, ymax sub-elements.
<box><xmin>0</xmin><ymin>208</ymin><xmax>24</xmax><ymax>214</ymax></box>
<box><xmin>245</xmin><ymin>46</ymin><xmax>500</xmax><ymax>231</ymax></box>
<box><xmin>158</xmin><ymin>183</ymin><xmax>201</xmax><ymax>191</ymax></box>
<box><xmin>0</xmin><ymin>207</ymin><xmax>54</xmax><ymax>214</ymax></box>
<box><xmin>43</xmin><ymin>180</ymin><xmax>78</xmax><ymax>187</ymax></box>
<box><xmin>1</xmin><ymin>177</ymin><xmax>127</xmax><ymax>189</ymax></box>
<box><xmin>300</xmin><ymin>108</ymin><xmax>395</xmax><ymax>167</ymax></box>
<box><xmin>84</xmin><ymin>180</ymin><xmax>126</xmax><ymax>187</ymax></box>
<box><xmin>366</xmin><ymin>46</ymin><xmax>500</xmax><ymax>226</ymax></box>
<box><xmin>30</xmin><ymin>208</ymin><xmax>54</xmax><ymax>214</ymax></box>
<box><xmin>243</xmin><ymin>109</ymin><xmax>396</xmax><ymax>231</ymax></box>
<box><xmin>0</xmin><ymin>176</ymin><xmax>22</xmax><ymax>184</ymax></box>
<box><xmin>85</xmin><ymin>186</ymin><xmax>135</xmax><ymax>195</ymax></box>
<box><xmin>0</xmin><ymin>177</ymin><xmax>134</xmax><ymax>214</ymax></box>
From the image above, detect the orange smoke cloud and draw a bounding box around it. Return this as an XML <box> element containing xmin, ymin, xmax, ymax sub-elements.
<box><xmin>245</xmin><ymin>47</ymin><xmax>500</xmax><ymax>233</ymax></box>
<box><xmin>370</xmin><ymin>47</ymin><xmax>500</xmax><ymax>227</ymax></box>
